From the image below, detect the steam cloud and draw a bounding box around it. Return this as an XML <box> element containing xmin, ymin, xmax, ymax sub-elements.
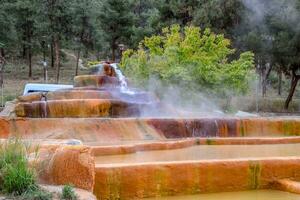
<box><xmin>139</xmin><ymin>76</ymin><xmax>224</xmax><ymax>118</ymax></box>
<box><xmin>239</xmin><ymin>0</ymin><xmax>300</xmax><ymax>32</ymax></box>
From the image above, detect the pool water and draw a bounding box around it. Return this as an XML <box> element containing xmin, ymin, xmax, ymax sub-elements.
<box><xmin>146</xmin><ymin>190</ymin><xmax>300</xmax><ymax>200</ymax></box>
<box><xmin>95</xmin><ymin>144</ymin><xmax>300</xmax><ymax>165</ymax></box>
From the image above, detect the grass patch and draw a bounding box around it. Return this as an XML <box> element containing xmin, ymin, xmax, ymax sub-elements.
<box><xmin>21</xmin><ymin>186</ymin><xmax>52</xmax><ymax>200</ymax></box>
<box><xmin>0</xmin><ymin>139</ymin><xmax>36</xmax><ymax>195</ymax></box>
<box><xmin>2</xmin><ymin>160</ymin><xmax>36</xmax><ymax>195</ymax></box>
<box><xmin>61</xmin><ymin>185</ymin><xmax>77</xmax><ymax>200</ymax></box>
<box><xmin>0</xmin><ymin>138</ymin><xmax>51</xmax><ymax>199</ymax></box>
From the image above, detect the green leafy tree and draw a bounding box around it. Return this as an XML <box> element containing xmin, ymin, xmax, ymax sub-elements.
<box><xmin>121</xmin><ymin>24</ymin><xmax>254</xmax><ymax>96</ymax></box>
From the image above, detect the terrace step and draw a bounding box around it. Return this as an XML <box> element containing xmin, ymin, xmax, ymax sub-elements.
<box><xmin>74</xmin><ymin>75</ymin><xmax>120</xmax><ymax>87</ymax></box>
<box><xmin>15</xmin><ymin>99</ymin><xmax>150</xmax><ymax>118</ymax></box>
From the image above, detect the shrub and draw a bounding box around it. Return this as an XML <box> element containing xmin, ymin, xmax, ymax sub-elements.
<box><xmin>61</xmin><ymin>185</ymin><xmax>77</xmax><ymax>200</ymax></box>
<box><xmin>2</xmin><ymin>161</ymin><xmax>36</xmax><ymax>195</ymax></box>
<box><xmin>0</xmin><ymin>139</ymin><xmax>36</xmax><ymax>195</ymax></box>
<box><xmin>121</xmin><ymin>24</ymin><xmax>255</xmax><ymax>97</ymax></box>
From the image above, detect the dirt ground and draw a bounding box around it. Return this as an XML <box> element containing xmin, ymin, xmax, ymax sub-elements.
<box><xmin>1</xmin><ymin>51</ymin><xmax>89</xmax><ymax>105</ymax></box>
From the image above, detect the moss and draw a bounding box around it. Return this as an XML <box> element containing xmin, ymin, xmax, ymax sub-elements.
<box><xmin>154</xmin><ymin>168</ymin><xmax>169</xmax><ymax>196</ymax></box>
<box><xmin>107</xmin><ymin>170</ymin><xmax>121</xmax><ymax>200</ymax></box>
<box><xmin>283</xmin><ymin>121</ymin><xmax>294</xmax><ymax>136</ymax></box>
<box><xmin>248</xmin><ymin>161</ymin><xmax>261</xmax><ymax>189</ymax></box>
<box><xmin>206</xmin><ymin>138</ymin><xmax>216</xmax><ymax>145</ymax></box>
<box><xmin>239</xmin><ymin>121</ymin><xmax>245</xmax><ymax>137</ymax></box>
<box><xmin>187</xmin><ymin>167</ymin><xmax>200</xmax><ymax>194</ymax></box>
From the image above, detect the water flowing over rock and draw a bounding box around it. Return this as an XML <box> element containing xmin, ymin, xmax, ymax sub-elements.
<box><xmin>11</xmin><ymin>63</ymin><xmax>162</xmax><ymax>118</ymax></box>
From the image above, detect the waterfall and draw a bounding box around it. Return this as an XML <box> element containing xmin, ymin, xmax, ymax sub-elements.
<box><xmin>110</xmin><ymin>63</ymin><xmax>128</xmax><ymax>90</ymax></box>
<box><xmin>96</xmin><ymin>63</ymin><xmax>135</xmax><ymax>94</ymax></box>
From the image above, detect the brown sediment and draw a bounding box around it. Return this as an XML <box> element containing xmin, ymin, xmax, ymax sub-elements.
<box><xmin>14</xmin><ymin>99</ymin><xmax>144</xmax><ymax>118</ymax></box>
<box><xmin>74</xmin><ymin>75</ymin><xmax>120</xmax><ymax>87</ymax></box>
<box><xmin>273</xmin><ymin>179</ymin><xmax>300</xmax><ymax>194</ymax></box>
<box><xmin>0</xmin><ymin>118</ymin><xmax>9</xmax><ymax>138</ymax></box>
<box><xmin>35</xmin><ymin>145</ymin><xmax>95</xmax><ymax>191</ymax></box>
<box><xmin>1</xmin><ymin>117</ymin><xmax>300</xmax><ymax>141</ymax></box>
<box><xmin>17</xmin><ymin>93</ymin><xmax>43</xmax><ymax>102</ymax></box>
<box><xmin>5</xmin><ymin>118</ymin><xmax>164</xmax><ymax>142</ymax></box>
<box><xmin>94</xmin><ymin>158</ymin><xmax>300</xmax><ymax>199</ymax></box>
<box><xmin>147</xmin><ymin>118</ymin><xmax>300</xmax><ymax>138</ymax></box>
<box><xmin>91</xmin><ymin>137</ymin><xmax>300</xmax><ymax>156</ymax></box>
<box><xmin>91</xmin><ymin>139</ymin><xmax>196</xmax><ymax>156</ymax></box>
<box><xmin>47</xmin><ymin>90</ymin><xmax>113</xmax><ymax>101</ymax></box>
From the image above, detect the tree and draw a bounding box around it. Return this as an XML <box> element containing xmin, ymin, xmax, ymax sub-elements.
<box><xmin>130</xmin><ymin>0</ymin><xmax>162</xmax><ymax>47</ymax></box>
<box><xmin>121</xmin><ymin>25</ymin><xmax>254</xmax><ymax>96</ymax></box>
<box><xmin>0</xmin><ymin>0</ymin><xmax>18</xmax><ymax>57</ymax></box>
<box><xmin>98</xmin><ymin>0</ymin><xmax>135</xmax><ymax>61</ymax></box>
<box><xmin>266</xmin><ymin>1</ymin><xmax>300</xmax><ymax>109</ymax></box>
<box><xmin>0</xmin><ymin>43</ymin><xmax>5</xmax><ymax>85</ymax></box>
<box><xmin>37</xmin><ymin>0</ymin><xmax>75</xmax><ymax>83</ymax></box>
<box><xmin>14</xmin><ymin>0</ymin><xmax>39</xmax><ymax>78</ymax></box>
<box><xmin>71</xmin><ymin>0</ymin><xmax>100</xmax><ymax>75</ymax></box>
<box><xmin>232</xmin><ymin>0</ymin><xmax>275</xmax><ymax>97</ymax></box>
<box><xmin>192</xmin><ymin>0</ymin><xmax>242</xmax><ymax>33</ymax></box>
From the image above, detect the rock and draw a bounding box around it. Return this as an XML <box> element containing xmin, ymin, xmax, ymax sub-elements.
<box><xmin>38</xmin><ymin>146</ymin><xmax>95</xmax><ymax>192</ymax></box>
<box><xmin>48</xmin><ymin>146</ymin><xmax>95</xmax><ymax>191</ymax></box>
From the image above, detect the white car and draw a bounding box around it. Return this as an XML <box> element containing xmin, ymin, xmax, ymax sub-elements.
<box><xmin>23</xmin><ymin>83</ymin><xmax>73</xmax><ymax>95</ymax></box>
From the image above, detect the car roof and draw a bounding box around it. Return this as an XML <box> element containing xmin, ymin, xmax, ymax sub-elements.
<box><xmin>23</xmin><ymin>83</ymin><xmax>73</xmax><ymax>95</ymax></box>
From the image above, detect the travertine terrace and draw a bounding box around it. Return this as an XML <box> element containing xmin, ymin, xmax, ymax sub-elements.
<box><xmin>1</xmin><ymin>64</ymin><xmax>300</xmax><ymax>199</ymax></box>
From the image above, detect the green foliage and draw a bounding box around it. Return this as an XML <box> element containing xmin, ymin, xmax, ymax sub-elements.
<box><xmin>0</xmin><ymin>139</ymin><xmax>36</xmax><ymax>196</ymax></box>
<box><xmin>61</xmin><ymin>185</ymin><xmax>77</xmax><ymax>200</ymax></box>
<box><xmin>98</xmin><ymin>0</ymin><xmax>135</xmax><ymax>58</ymax></box>
<box><xmin>2</xmin><ymin>162</ymin><xmax>36</xmax><ymax>195</ymax></box>
<box><xmin>21</xmin><ymin>186</ymin><xmax>52</xmax><ymax>200</ymax></box>
<box><xmin>121</xmin><ymin>24</ymin><xmax>254</xmax><ymax>96</ymax></box>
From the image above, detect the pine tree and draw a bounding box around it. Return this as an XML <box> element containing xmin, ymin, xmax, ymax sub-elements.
<box><xmin>98</xmin><ymin>0</ymin><xmax>135</xmax><ymax>61</ymax></box>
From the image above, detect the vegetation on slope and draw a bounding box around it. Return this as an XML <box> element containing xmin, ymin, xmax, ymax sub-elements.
<box><xmin>121</xmin><ymin>25</ymin><xmax>254</xmax><ymax>97</ymax></box>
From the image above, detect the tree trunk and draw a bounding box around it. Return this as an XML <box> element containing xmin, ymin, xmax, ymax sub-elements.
<box><xmin>0</xmin><ymin>48</ymin><xmax>4</xmax><ymax>57</ymax></box>
<box><xmin>96</xmin><ymin>51</ymin><xmax>100</xmax><ymax>61</ymax></box>
<box><xmin>50</xmin><ymin>39</ymin><xmax>54</xmax><ymax>68</ymax></box>
<box><xmin>285</xmin><ymin>72</ymin><xmax>300</xmax><ymax>110</ymax></box>
<box><xmin>278</xmin><ymin>70</ymin><xmax>282</xmax><ymax>96</ymax></box>
<box><xmin>75</xmin><ymin>49</ymin><xmax>81</xmax><ymax>76</ymax></box>
<box><xmin>111</xmin><ymin>41</ymin><xmax>116</xmax><ymax>62</ymax></box>
<box><xmin>0</xmin><ymin>55</ymin><xmax>4</xmax><ymax>107</ymax></box>
<box><xmin>22</xmin><ymin>45</ymin><xmax>26</xmax><ymax>59</ymax></box>
<box><xmin>22</xmin><ymin>32</ymin><xmax>27</xmax><ymax>59</ymax></box>
<box><xmin>261</xmin><ymin>63</ymin><xmax>272</xmax><ymax>97</ymax></box>
<box><xmin>0</xmin><ymin>55</ymin><xmax>5</xmax><ymax>87</ymax></box>
<box><xmin>28</xmin><ymin>47</ymin><xmax>32</xmax><ymax>78</ymax></box>
<box><xmin>54</xmin><ymin>36</ymin><xmax>60</xmax><ymax>83</ymax></box>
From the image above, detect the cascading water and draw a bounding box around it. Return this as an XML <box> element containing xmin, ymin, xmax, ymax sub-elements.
<box><xmin>95</xmin><ymin>63</ymin><xmax>135</xmax><ymax>94</ymax></box>
<box><xmin>110</xmin><ymin>63</ymin><xmax>127</xmax><ymax>89</ymax></box>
